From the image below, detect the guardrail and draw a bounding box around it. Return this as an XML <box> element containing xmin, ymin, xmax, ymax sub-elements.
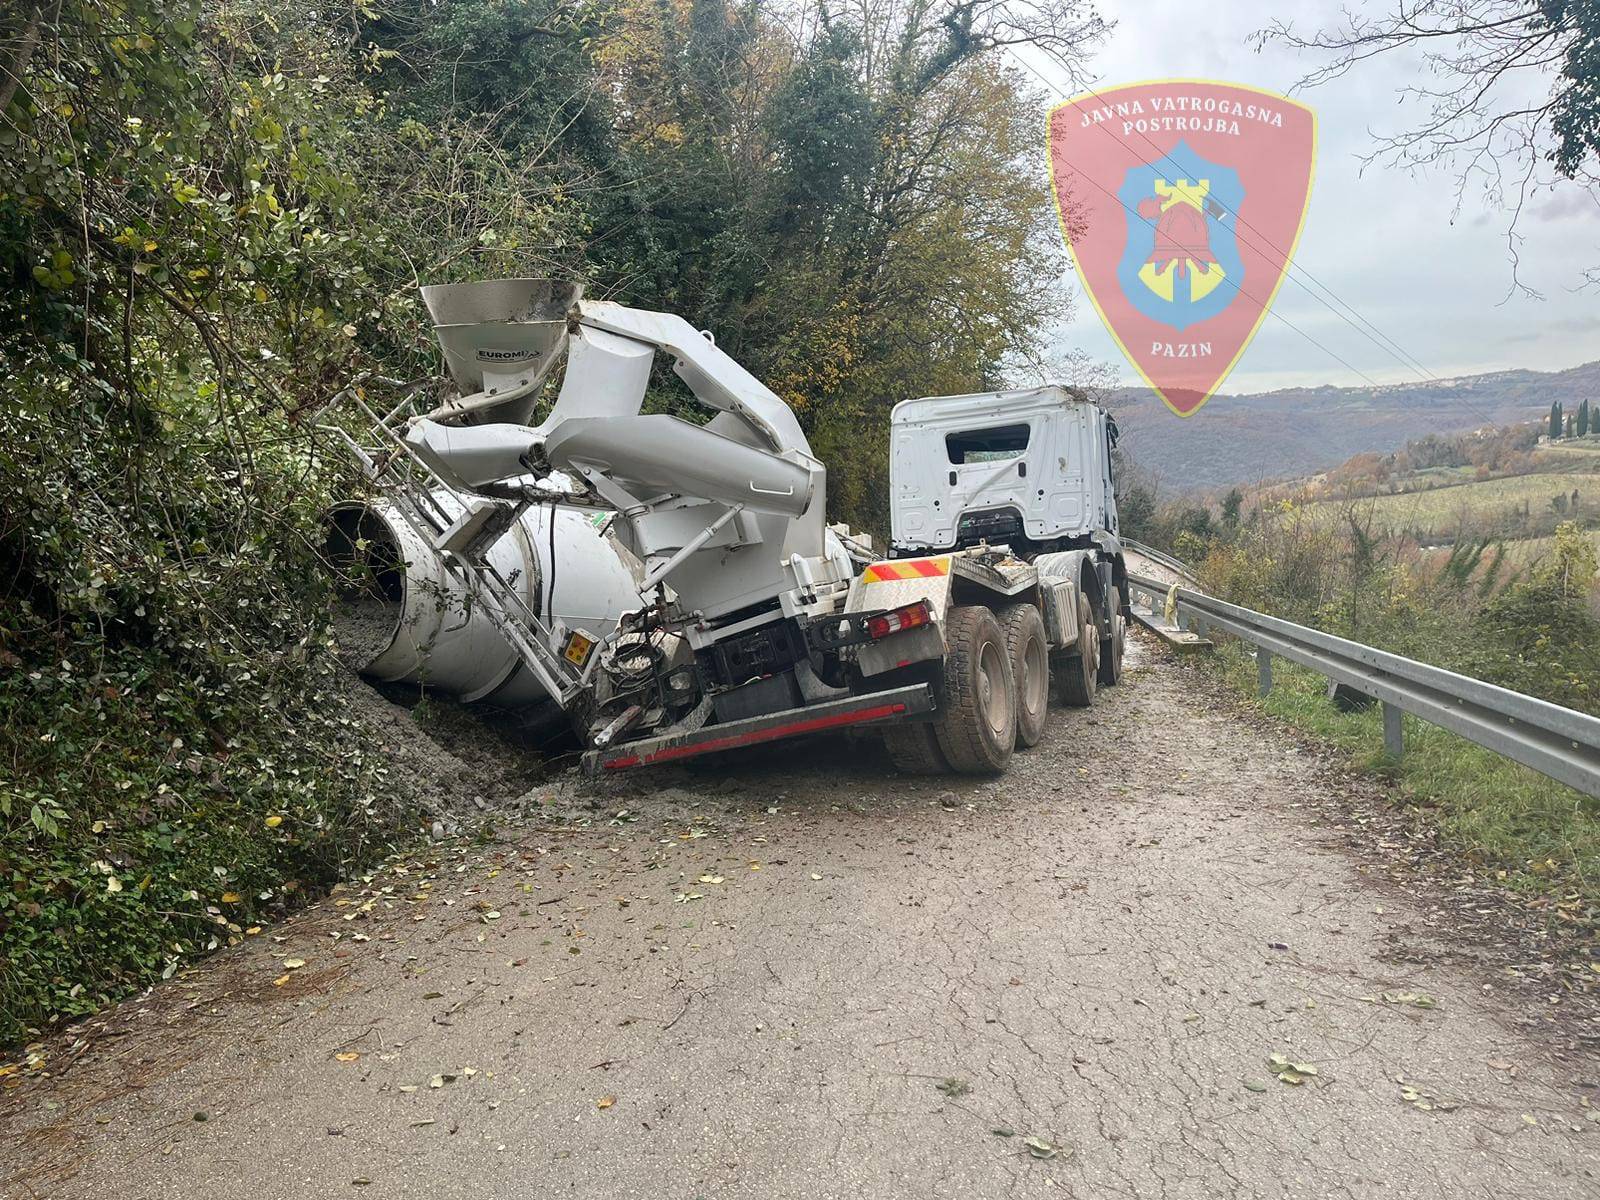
<box><xmin>1125</xmin><ymin>572</ymin><xmax>1600</xmax><ymax>799</ymax></box>
<box><xmin>1122</xmin><ymin>538</ymin><xmax>1197</xmax><ymax>582</ymax></box>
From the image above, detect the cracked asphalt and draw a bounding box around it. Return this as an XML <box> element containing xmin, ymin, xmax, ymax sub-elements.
<box><xmin>5</xmin><ymin>635</ymin><xmax>1599</xmax><ymax>1199</ymax></box>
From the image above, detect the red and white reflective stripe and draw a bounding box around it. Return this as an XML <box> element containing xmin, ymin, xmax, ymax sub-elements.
<box><xmin>601</xmin><ymin>701</ymin><xmax>910</xmax><ymax>770</ymax></box>
<box><xmin>862</xmin><ymin>556</ymin><xmax>951</xmax><ymax>583</ymax></box>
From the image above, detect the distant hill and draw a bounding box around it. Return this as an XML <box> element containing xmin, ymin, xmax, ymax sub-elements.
<box><xmin>1109</xmin><ymin>360</ymin><xmax>1600</xmax><ymax>493</ymax></box>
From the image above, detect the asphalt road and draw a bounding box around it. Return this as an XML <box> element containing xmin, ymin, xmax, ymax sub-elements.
<box><xmin>5</xmin><ymin>636</ymin><xmax>1598</xmax><ymax>1199</ymax></box>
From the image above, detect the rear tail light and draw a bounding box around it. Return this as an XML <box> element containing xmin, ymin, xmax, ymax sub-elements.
<box><xmin>866</xmin><ymin>601</ymin><xmax>933</xmax><ymax>640</ymax></box>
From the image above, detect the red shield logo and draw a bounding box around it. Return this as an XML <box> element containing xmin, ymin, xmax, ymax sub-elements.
<box><xmin>1049</xmin><ymin>81</ymin><xmax>1316</xmax><ymax>417</ymax></box>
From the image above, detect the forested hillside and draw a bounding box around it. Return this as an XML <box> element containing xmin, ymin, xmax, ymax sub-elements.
<box><xmin>1111</xmin><ymin>360</ymin><xmax>1600</xmax><ymax>491</ymax></box>
<box><xmin>0</xmin><ymin>0</ymin><xmax>1103</xmax><ymax>1042</ymax></box>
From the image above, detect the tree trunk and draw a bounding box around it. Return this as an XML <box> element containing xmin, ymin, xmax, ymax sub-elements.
<box><xmin>0</xmin><ymin>7</ymin><xmax>43</xmax><ymax>118</ymax></box>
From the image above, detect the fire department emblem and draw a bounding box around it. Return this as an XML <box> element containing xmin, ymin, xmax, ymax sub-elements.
<box><xmin>1049</xmin><ymin>81</ymin><xmax>1316</xmax><ymax>417</ymax></box>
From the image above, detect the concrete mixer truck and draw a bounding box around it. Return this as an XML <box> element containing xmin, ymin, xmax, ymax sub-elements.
<box><xmin>322</xmin><ymin>279</ymin><xmax>1128</xmax><ymax>776</ymax></box>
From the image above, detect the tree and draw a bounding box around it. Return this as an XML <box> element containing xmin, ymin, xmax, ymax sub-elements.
<box><xmin>1580</xmin><ymin>399</ymin><xmax>1591</xmax><ymax>436</ymax></box>
<box><xmin>1220</xmin><ymin>487</ymin><xmax>1244</xmax><ymax>528</ymax></box>
<box><xmin>1262</xmin><ymin>3</ymin><xmax>1600</xmax><ymax>289</ymax></box>
<box><xmin>1112</xmin><ymin>448</ymin><xmax>1158</xmax><ymax>542</ymax></box>
<box><xmin>1551</xmin><ymin>400</ymin><xmax>1564</xmax><ymax>439</ymax></box>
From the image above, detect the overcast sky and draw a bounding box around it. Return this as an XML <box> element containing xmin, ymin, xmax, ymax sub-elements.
<box><xmin>1024</xmin><ymin>0</ymin><xmax>1600</xmax><ymax>394</ymax></box>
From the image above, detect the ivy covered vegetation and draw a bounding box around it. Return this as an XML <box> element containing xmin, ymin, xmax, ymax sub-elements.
<box><xmin>0</xmin><ymin>0</ymin><xmax>1105</xmax><ymax>1045</ymax></box>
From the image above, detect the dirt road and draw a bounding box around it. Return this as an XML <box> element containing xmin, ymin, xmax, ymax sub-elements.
<box><xmin>5</xmin><ymin>637</ymin><xmax>1598</xmax><ymax>1199</ymax></box>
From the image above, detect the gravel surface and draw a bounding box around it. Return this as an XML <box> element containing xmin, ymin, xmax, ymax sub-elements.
<box><xmin>4</xmin><ymin>635</ymin><xmax>1598</xmax><ymax>1199</ymax></box>
<box><xmin>330</xmin><ymin>668</ymin><xmax>547</xmax><ymax>830</ymax></box>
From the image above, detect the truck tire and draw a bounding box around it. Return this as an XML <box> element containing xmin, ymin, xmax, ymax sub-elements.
<box><xmin>1098</xmin><ymin>608</ymin><xmax>1125</xmax><ymax>687</ymax></box>
<box><xmin>997</xmin><ymin>603</ymin><xmax>1049</xmax><ymax>749</ymax></box>
<box><xmin>1052</xmin><ymin>594</ymin><xmax>1099</xmax><ymax>708</ymax></box>
<box><xmin>932</xmin><ymin>605</ymin><xmax>1016</xmax><ymax>774</ymax></box>
<box><xmin>883</xmin><ymin>723</ymin><xmax>951</xmax><ymax>774</ymax></box>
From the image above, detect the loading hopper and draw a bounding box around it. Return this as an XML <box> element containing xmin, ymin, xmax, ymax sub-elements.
<box><xmin>421</xmin><ymin>279</ymin><xmax>582</xmax><ymax>420</ymax></box>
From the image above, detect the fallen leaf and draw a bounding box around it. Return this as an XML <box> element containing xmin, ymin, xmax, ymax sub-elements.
<box><xmin>1021</xmin><ymin>1135</ymin><xmax>1063</xmax><ymax>1160</ymax></box>
<box><xmin>265</xmin><ymin>815</ymin><xmax>283</xmax><ymax>828</ymax></box>
<box><xmin>1268</xmin><ymin>1052</ymin><xmax>1317</xmax><ymax>1085</ymax></box>
<box><xmin>991</xmin><ymin>1127</ymin><xmax>1015</xmax><ymax>1137</ymax></box>
<box><xmin>221</xmin><ymin>892</ymin><xmax>240</xmax><ymax>904</ymax></box>
<box><xmin>935</xmin><ymin>1078</ymin><xmax>970</xmax><ymax>1099</ymax></box>
<box><xmin>335</xmin><ymin>1052</ymin><xmax>361</xmax><ymax>1063</ymax></box>
<box><xmin>1487</xmin><ymin>1059</ymin><xmax>1514</xmax><ymax>1071</ymax></box>
<box><xmin>1380</xmin><ymin>990</ymin><xmax>1437</xmax><ymax>1010</ymax></box>
<box><xmin>1243</xmin><ymin>1080</ymin><xmax>1267</xmax><ymax>1093</ymax></box>
<box><xmin>810</xmin><ymin>873</ymin><xmax>823</xmax><ymax>881</ymax></box>
<box><xmin>271</xmin><ymin>974</ymin><xmax>290</xmax><ymax>987</ymax></box>
<box><xmin>282</xmin><ymin>958</ymin><xmax>306</xmax><ymax>970</ymax></box>
<box><xmin>698</xmin><ymin>875</ymin><xmax>724</xmax><ymax>885</ymax></box>
<box><xmin>596</xmin><ymin>1095</ymin><xmax>615</xmax><ymax>1109</ymax></box>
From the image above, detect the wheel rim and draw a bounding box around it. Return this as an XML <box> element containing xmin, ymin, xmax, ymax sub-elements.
<box><xmin>1020</xmin><ymin>633</ymin><xmax>1047</xmax><ymax>717</ymax></box>
<box><xmin>1083</xmin><ymin>611</ymin><xmax>1100</xmax><ymax>681</ymax></box>
<box><xmin>977</xmin><ymin>638</ymin><xmax>1013</xmax><ymax>738</ymax></box>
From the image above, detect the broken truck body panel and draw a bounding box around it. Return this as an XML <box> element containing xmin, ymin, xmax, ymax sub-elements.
<box><xmin>586</xmin><ymin>683</ymin><xmax>937</xmax><ymax>772</ymax></box>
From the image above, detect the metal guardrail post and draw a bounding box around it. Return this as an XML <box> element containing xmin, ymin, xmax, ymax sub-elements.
<box><xmin>1383</xmin><ymin>703</ymin><xmax>1404</xmax><ymax>758</ymax></box>
<box><xmin>1257</xmin><ymin>650</ymin><xmax>1273</xmax><ymax>697</ymax></box>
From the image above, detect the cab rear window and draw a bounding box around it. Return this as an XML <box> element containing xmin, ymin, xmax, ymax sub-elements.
<box><xmin>945</xmin><ymin>424</ymin><xmax>1030</xmax><ymax>464</ymax></box>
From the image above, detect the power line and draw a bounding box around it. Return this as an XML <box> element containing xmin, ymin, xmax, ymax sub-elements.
<box><xmin>1061</xmin><ymin>164</ymin><xmax>1388</xmax><ymax>390</ymax></box>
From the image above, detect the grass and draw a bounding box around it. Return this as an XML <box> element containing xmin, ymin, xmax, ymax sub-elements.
<box><xmin>1304</xmin><ymin>471</ymin><xmax>1600</xmax><ymax>536</ymax></box>
<box><xmin>1540</xmin><ymin>437</ymin><xmax>1600</xmax><ymax>460</ymax></box>
<box><xmin>1209</xmin><ymin>643</ymin><xmax>1600</xmax><ymax>907</ymax></box>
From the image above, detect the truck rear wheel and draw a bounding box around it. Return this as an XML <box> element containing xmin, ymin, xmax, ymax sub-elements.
<box><xmin>883</xmin><ymin>722</ymin><xmax>951</xmax><ymax>774</ymax></box>
<box><xmin>997</xmin><ymin>604</ymin><xmax>1049</xmax><ymax>749</ymax></box>
<box><xmin>1052</xmin><ymin>594</ymin><xmax>1099</xmax><ymax>708</ymax></box>
<box><xmin>932</xmin><ymin>605</ymin><xmax>1016</xmax><ymax>775</ymax></box>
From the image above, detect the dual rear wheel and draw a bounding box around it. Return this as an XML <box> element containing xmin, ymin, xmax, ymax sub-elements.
<box><xmin>884</xmin><ymin>592</ymin><xmax>1126</xmax><ymax>777</ymax></box>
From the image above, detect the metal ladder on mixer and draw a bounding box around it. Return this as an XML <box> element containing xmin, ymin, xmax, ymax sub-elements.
<box><xmin>315</xmin><ymin>379</ymin><xmax>588</xmax><ymax>709</ymax></box>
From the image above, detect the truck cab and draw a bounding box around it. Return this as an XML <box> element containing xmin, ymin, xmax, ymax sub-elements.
<box><xmin>889</xmin><ymin>386</ymin><xmax>1120</xmax><ymax>559</ymax></box>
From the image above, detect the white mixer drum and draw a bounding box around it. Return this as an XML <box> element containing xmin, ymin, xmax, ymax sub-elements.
<box><xmin>326</xmin><ymin>493</ymin><xmax>644</xmax><ymax>708</ymax></box>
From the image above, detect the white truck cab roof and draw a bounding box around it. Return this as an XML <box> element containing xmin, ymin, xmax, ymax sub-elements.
<box><xmin>889</xmin><ymin>386</ymin><xmax>1118</xmax><ymax>555</ymax></box>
